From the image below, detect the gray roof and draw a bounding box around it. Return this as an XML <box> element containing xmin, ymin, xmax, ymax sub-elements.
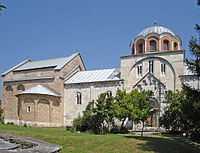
<box><xmin>17</xmin><ymin>84</ymin><xmax>61</xmax><ymax>97</ymax></box>
<box><xmin>65</xmin><ymin>68</ymin><xmax>121</xmax><ymax>84</ymax></box>
<box><xmin>137</xmin><ymin>25</ymin><xmax>175</xmax><ymax>37</ymax></box>
<box><xmin>14</xmin><ymin>53</ymin><xmax>79</xmax><ymax>71</ymax></box>
<box><xmin>2</xmin><ymin>60</ymin><xmax>30</xmax><ymax>76</ymax></box>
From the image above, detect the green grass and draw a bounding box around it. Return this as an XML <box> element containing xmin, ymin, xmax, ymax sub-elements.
<box><xmin>0</xmin><ymin>124</ymin><xmax>199</xmax><ymax>153</ymax></box>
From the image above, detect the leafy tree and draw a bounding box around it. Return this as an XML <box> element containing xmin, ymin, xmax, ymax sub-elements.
<box><xmin>73</xmin><ymin>93</ymin><xmax>115</xmax><ymax>134</ymax></box>
<box><xmin>114</xmin><ymin>90</ymin><xmax>131</xmax><ymax>128</ymax></box>
<box><xmin>94</xmin><ymin>93</ymin><xmax>115</xmax><ymax>132</ymax></box>
<box><xmin>181</xmin><ymin>85</ymin><xmax>200</xmax><ymax>141</ymax></box>
<box><xmin>160</xmin><ymin>90</ymin><xmax>186</xmax><ymax>133</ymax></box>
<box><xmin>0</xmin><ymin>109</ymin><xmax>3</xmax><ymax>123</ymax></box>
<box><xmin>160</xmin><ymin>88</ymin><xmax>200</xmax><ymax>142</ymax></box>
<box><xmin>129</xmin><ymin>89</ymin><xmax>154</xmax><ymax>137</ymax></box>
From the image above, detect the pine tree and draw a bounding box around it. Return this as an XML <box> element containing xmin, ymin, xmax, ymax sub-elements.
<box><xmin>186</xmin><ymin>0</ymin><xmax>200</xmax><ymax>76</ymax></box>
<box><xmin>0</xmin><ymin>2</ymin><xmax>6</xmax><ymax>15</ymax></box>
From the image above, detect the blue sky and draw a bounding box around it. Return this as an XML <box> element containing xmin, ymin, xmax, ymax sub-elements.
<box><xmin>0</xmin><ymin>0</ymin><xmax>200</xmax><ymax>96</ymax></box>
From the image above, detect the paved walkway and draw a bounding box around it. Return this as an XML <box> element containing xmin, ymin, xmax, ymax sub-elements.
<box><xmin>0</xmin><ymin>134</ymin><xmax>62</xmax><ymax>153</ymax></box>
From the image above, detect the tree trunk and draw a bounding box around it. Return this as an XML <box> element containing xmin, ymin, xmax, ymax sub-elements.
<box><xmin>141</xmin><ymin>121</ymin><xmax>144</xmax><ymax>137</ymax></box>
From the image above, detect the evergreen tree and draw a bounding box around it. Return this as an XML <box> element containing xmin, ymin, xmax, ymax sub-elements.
<box><xmin>186</xmin><ymin>0</ymin><xmax>200</xmax><ymax>76</ymax></box>
<box><xmin>0</xmin><ymin>2</ymin><xmax>6</xmax><ymax>14</ymax></box>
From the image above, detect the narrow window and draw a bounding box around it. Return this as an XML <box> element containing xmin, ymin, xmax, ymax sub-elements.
<box><xmin>163</xmin><ymin>40</ymin><xmax>169</xmax><ymax>50</ymax></box>
<box><xmin>27</xmin><ymin>106</ymin><xmax>31</xmax><ymax>113</ymax></box>
<box><xmin>139</xmin><ymin>44</ymin><xmax>143</xmax><ymax>53</ymax></box>
<box><xmin>161</xmin><ymin>63</ymin><xmax>166</xmax><ymax>76</ymax></box>
<box><xmin>107</xmin><ymin>91</ymin><xmax>112</xmax><ymax>97</ymax></box>
<box><xmin>76</xmin><ymin>92</ymin><xmax>82</xmax><ymax>104</ymax></box>
<box><xmin>174</xmin><ymin>42</ymin><xmax>178</xmax><ymax>50</ymax></box>
<box><xmin>52</xmin><ymin>108</ymin><xmax>55</xmax><ymax>115</ymax></box>
<box><xmin>150</xmin><ymin>40</ymin><xmax>156</xmax><ymax>51</ymax></box>
<box><xmin>137</xmin><ymin>65</ymin><xmax>142</xmax><ymax>77</ymax></box>
<box><xmin>149</xmin><ymin>61</ymin><xmax>154</xmax><ymax>73</ymax></box>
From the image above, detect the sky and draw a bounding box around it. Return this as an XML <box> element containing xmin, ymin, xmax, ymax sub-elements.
<box><xmin>0</xmin><ymin>0</ymin><xmax>200</xmax><ymax>97</ymax></box>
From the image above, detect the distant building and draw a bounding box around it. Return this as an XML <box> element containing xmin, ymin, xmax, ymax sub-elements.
<box><xmin>1</xmin><ymin>25</ymin><xmax>192</xmax><ymax>130</ymax></box>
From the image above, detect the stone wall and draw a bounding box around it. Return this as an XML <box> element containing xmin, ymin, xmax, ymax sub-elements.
<box><xmin>120</xmin><ymin>50</ymin><xmax>185</xmax><ymax>92</ymax></box>
<box><xmin>64</xmin><ymin>81</ymin><xmax>122</xmax><ymax>126</ymax></box>
<box><xmin>1</xmin><ymin>54</ymin><xmax>85</xmax><ymax>126</ymax></box>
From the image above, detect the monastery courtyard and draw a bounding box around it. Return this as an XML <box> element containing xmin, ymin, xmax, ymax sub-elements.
<box><xmin>0</xmin><ymin>124</ymin><xmax>199</xmax><ymax>153</ymax></box>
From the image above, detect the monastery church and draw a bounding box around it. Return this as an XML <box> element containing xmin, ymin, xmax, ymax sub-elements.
<box><xmin>1</xmin><ymin>25</ymin><xmax>194</xmax><ymax>129</ymax></box>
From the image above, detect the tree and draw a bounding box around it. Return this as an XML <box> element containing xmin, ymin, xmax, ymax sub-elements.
<box><xmin>159</xmin><ymin>90</ymin><xmax>186</xmax><ymax>133</ymax></box>
<box><xmin>182</xmin><ymin>0</ymin><xmax>200</xmax><ymax>141</ymax></box>
<box><xmin>160</xmin><ymin>88</ymin><xmax>200</xmax><ymax>142</ymax></box>
<box><xmin>129</xmin><ymin>89</ymin><xmax>154</xmax><ymax>137</ymax></box>
<box><xmin>182</xmin><ymin>85</ymin><xmax>200</xmax><ymax>141</ymax></box>
<box><xmin>73</xmin><ymin>93</ymin><xmax>115</xmax><ymax>134</ymax></box>
<box><xmin>0</xmin><ymin>2</ymin><xmax>6</xmax><ymax>14</ymax></box>
<box><xmin>186</xmin><ymin>0</ymin><xmax>200</xmax><ymax>76</ymax></box>
<box><xmin>114</xmin><ymin>90</ymin><xmax>131</xmax><ymax>128</ymax></box>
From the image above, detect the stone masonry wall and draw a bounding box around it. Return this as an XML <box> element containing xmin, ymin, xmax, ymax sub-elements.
<box><xmin>64</xmin><ymin>81</ymin><xmax>122</xmax><ymax>126</ymax></box>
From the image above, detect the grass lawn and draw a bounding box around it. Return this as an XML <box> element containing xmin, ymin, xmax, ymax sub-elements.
<box><xmin>0</xmin><ymin>124</ymin><xmax>199</xmax><ymax>153</ymax></box>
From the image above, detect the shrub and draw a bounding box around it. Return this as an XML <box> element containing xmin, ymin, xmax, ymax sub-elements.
<box><xmin>23</xmin><ymin>123</ymin><xmax>27</xmax><ymax>127</ymax></box>
<box><xmin>0</xmin><ymin>109</ymin><xmax>3</xmax><ymax>122</ymax></box>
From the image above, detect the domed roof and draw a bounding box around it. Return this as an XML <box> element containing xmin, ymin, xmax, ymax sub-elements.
<box><xmin>137</xmin><ymin>25</ymin><xmax>175</xmax><ymax>37</ymax></box>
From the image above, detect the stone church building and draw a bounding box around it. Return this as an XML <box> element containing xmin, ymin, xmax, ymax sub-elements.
<box><xmin>1</xmin><ymin>25</ymin><xmax>190</xmax><ymax>129</ymax></box>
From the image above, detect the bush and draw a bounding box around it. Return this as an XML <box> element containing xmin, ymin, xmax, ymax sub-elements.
<box><xmin>0</xmin><ymin>109</ymin><xmax>3</xmax><ymax>122</ymax></box>
<box><xmin>110</xmin><ymin>126</ymin><xmax>129</xmax><ymax>134</ymax></box>
<box><xmin>119</xmin><ymin>127</ymin><xmax>129</xmax><ymax>134</ymax></box>
<box><xmin>7</xmin><ymin>122</ymin><xmax>14</xmax><ymax>125</ymax></box>
<box><xmin>23</xmin><ymin>123</ymin><xmax>27</xmax><ymax>127</ymax></box>
<box><xmin>110</xmin><ymin>126</ymin><xmax>120</xmax><ymax>134</ymax></box>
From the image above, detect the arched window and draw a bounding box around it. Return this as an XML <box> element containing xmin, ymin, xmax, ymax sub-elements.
<box><xmin>6</xmin><ymin>85</ymin><xmax>13</xmax><ymax>92</ymax></box>
<box><xmin>107</xmin><ymin>91</ymin><xmax>112</xmax><ymax>97</ymax></box>
<box><xmin>17</xmin><ymin>84</ymin><xmax>25</xmax><ymax>91</ymax></box>
<box><xmin>138</xmin><ymin>44</ymin><xmax>143</xmax><ymax>53</ymax></box>
<box><xmin>76</xmin><ymin>92</ymin><xmax>82</xmax><ymax>104</ymax></box>
<box><xmin>150</xmin><ymin>40</ymin><xmax>156</xmax><ymax>51</ymax></box>
<box><xmin>163</xmin><ymin>40</ymin><xmax>169</xmax><ymax>50</ymax></box>
<box><xmin>174</xmin><ymin>42</ymin><xmax>178</xmax><ymax>50</ymax></box>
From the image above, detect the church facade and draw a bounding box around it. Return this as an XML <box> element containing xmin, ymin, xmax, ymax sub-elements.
<box><xmin>1</xmin><ymin>25</ymin><xmax>188</xmax><ymax>129</ymax></box>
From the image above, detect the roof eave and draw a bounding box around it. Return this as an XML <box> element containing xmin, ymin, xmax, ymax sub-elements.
<box><xmin>65</xmin><ymin>79</ymin><xmax>123</xmax><ymax>85</ymax></box>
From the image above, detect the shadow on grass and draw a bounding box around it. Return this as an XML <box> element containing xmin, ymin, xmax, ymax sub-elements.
<box><xmin>123</xmin><ymin>135</ymin><xmax>199</xmax><ymax>153</ymax></box>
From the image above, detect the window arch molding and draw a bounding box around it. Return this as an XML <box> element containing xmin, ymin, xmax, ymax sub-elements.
<box><xmin>6</xmin><ymin>85</ymin><xmax>13</xmax><ymax>92</ymax></box>
<box><xmin>17</xmin><ymin>84</ymin><xmax>25</xmax><ymax>91</ymax></box>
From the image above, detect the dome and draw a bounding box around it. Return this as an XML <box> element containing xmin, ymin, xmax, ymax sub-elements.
<box><xmin>137</xmin><ymin>25</ymin><xmax>175</xmax><ymax>37</ymax></box>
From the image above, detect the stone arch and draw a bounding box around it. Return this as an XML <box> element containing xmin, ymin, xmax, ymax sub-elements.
<box><xmin>37</xmin><ymin>99</ymin><xmax>50</xmax><ymax>123</ymax></box>
<box><xmin>6</xmin><ymin>85</ymin><xmax>13</xmax><ymax>92</ymax></box>
<box><xmin>17</xmin><ymin>84</ymin><xmax>25</xmax><ymax>92</ymax></box>
<box><xmin>161</xmin><ymin>36</ymin><xmax>172</xmax><ymax>51</ymax></box>
<box><xmin>129</xmin><ymin>56</ymin><xmax>176</xmax><ymax>91</ymax></box>
<box><xmin>147</xmin><ymin>36</ymin><xmax>159</xmax><ymax>52</ymax></box>
<box><xmin>136</xmin><ymin>39</ymin><xmax>145</xmax><ymax>54</ymax></box>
